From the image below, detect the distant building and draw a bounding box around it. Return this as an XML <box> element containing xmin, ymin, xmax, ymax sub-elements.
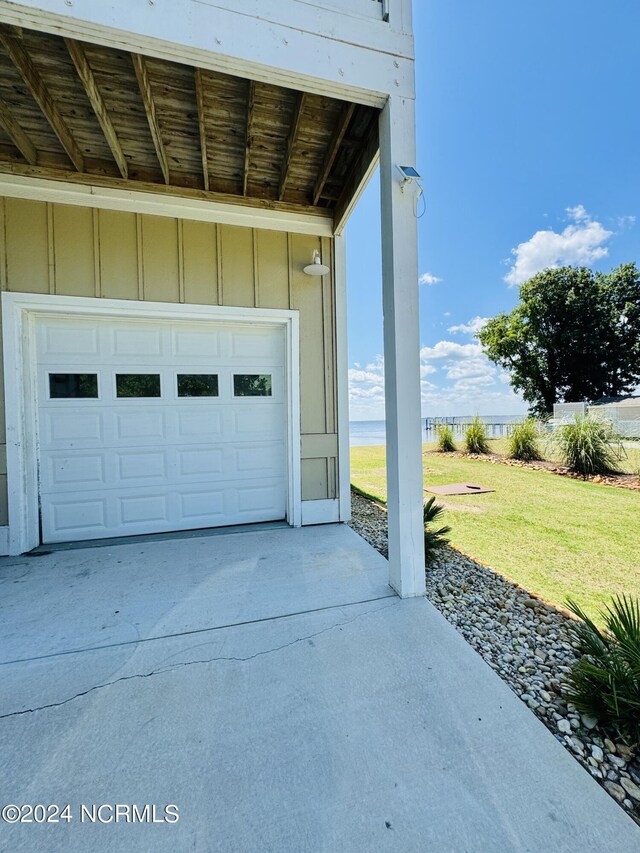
<box><xmin>553</xmin><ymin>395</ymin><xmax>640</xmax><ymax>437</ymax></box>
<box><xmin>590</xmin><ymin>395</ymin><xmax>640</xmax><ymax>422</ymax></box>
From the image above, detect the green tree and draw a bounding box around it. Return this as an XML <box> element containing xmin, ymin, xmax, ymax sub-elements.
<box><xmin>478</xmin><ymin>264</ymin><xmax>640</xmax><ymax>417</ymax></box>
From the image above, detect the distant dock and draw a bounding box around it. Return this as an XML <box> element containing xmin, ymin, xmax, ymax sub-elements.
<box><xmin>425</xmin><ymin>417</ymin><xmax>519</xmax><ymax>438</ymax></box>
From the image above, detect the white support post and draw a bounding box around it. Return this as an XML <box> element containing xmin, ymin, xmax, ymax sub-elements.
<box><xmin>379</xmin><ymin>94</ymin><xmax>426</xmax><ymax>598</ymax></box>
<box><xmin>334</xmin><ymin>234</ymin><xmax>352</xmax><ymax>522</ymax></box>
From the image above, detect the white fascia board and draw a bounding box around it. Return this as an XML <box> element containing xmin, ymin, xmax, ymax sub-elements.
<box><xmin>191</xmin><ymin>0</ymin><xmax>413</xmax><ymax>57</ymax></box>
<box><xmin>0</xmin><ymin>174</ymin><xmax>334</xmax><ymax>237</ymax></box>
<box><xmin>0</xmin><ymin>0</ymin><xmax>414</xmax><ymax>105</ymax></box>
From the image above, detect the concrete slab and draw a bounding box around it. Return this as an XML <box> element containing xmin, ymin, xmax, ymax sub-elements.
<box><xmin>1</xmin><ymin>525</ymin><xmax>638</xmax><ymax>852</ymax></box>
<box><xmin>0</xmin><ymin>524</ymin><xmax>393</xmax><ymax>663</ymax></box>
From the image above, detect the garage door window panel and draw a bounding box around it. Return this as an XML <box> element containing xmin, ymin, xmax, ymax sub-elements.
<box><xmin>233</xmin><ymin>374</ymin><xmax>273</xmax><ymax>397</ymax></box>
<box><xmin>116</xmin><ymin>374</ymin><xmax>162</xmax><ymax>398</ymax></box>
<box><xmin>49</xmin><ymin>373</ymin><xmax>99</xmax><ymax>399</ymax></box>
<box><xmin>177</xmin><ymin>374</ymin><xmax>219</xmax><ymax>398</ymax></box>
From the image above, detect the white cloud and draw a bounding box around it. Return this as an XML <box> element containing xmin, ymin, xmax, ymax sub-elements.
<box><xmin>349</xmin><ymin>340</ymin><xmax>526</xmax><ymax>420</ymax></box>
<box><xmin>350</xmin><ymin>385</ymin><xmax>384</xmax><ymax>398</ymax></box>
<box><xmin>565</xmin><ymin>204</ymin><xmax>588</xmax><ymax>222</ymax></box>
<box><xmin>452</xmin><ymin>374</ymin><xmax>496</xmax><ymax>389</ymax></box>
<box><xmin>445</xmin><ymin>358</ymin><xmax>495</xmax><ymax>381</ymax></box>
<box><xmin>420</xmin><ymin>340</ymin><xmax>483</xmax><ymax>361</ymax></box>
<box><xmin>419</xmin><ymin>272</ymin><xmax>442</xmax><ymax>286</ymax></box>
<box><xmin>420</xmin><ymin>364</ymin><xmax>437</xmax><ymax>377</ymax></box>
<box><xmin>447</xmin><ymin>316</ymin><xmax>489</xmax><ymax>336</ymax></box>
<box><xmin>348</xmin><ymin>356</ymin><xmax>386</xmax><ymax>419</ymax></box>
<box><xmin>365</xmin><ymin>355</ymin><xmax>384</xmax><ymax>372</ymax></box>
<box><xmin>504</xmin><ymin>206</ymin><xmax>613</xmax><ymax>287</ymax></box>
<box><xmin>348</xmin><ymin>368</ymin><xmax>384</xmax><ymax>384</ymax></box>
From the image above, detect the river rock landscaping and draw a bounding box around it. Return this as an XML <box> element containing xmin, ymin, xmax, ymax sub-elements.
<box><xmin>434</xmin><ymin>450</ymin><xmax>640</xmax><ymax>492</ymax></box>
<box><xmin>349</xmin><ymin>488</ymin><xmax>640</xmax><ymax>825</ymax></box>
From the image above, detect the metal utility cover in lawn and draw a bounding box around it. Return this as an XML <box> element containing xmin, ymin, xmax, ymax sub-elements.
<box><xmin>425</xmin><ymin>483</ymin><xmax>495</xmax><ymax>496</ymax></box>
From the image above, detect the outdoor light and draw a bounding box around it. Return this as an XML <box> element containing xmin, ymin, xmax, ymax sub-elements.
<box><xmin>303</xmin><ymin>250</ymin><xmax>330</xmax><ymax>277</ymax></box>
<box><xmin>397</xmin><ymin>164</ymin><xmax>422</xmax><ymax>192</ymax></box>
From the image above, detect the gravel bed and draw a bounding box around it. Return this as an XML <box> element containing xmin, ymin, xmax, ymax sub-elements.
<box><xmin>349</xmin><ymin>488</ymin><xmax>640</xmax><ymax>824</ymax></box>
<box><xmin>428</xmin><ymin>450</ymin><xmax>640</xmax><ymax>492</ymax></box>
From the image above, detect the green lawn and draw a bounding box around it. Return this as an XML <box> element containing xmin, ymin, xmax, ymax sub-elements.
<box><xmin>351</xmin><ymin>443</ymin><xmax>640</xmax><ymax>623</ymax></box>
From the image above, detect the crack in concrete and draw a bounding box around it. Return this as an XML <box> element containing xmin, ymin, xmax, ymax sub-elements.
<box><xmin>1</xmin><ymin>593</ymin><xmax>396</xmax><ymax>666</ymax></box>
<box><xmin>0</xmin><ymin>600</ymin><xmax>399</xmax><ymax>721</ymax></box>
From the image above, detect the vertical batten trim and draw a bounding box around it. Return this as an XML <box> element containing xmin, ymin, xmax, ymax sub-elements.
<box><xmin>177</xmin><ymin>218</ymin><xmax>185</xmax><ymax>303</ymax></box>
<box><xmin>286</xmin><ymin>232</ymin><xmax>294</xmax><ymax>310</ymax></box>
<box><xmin>0</xmin><ymin>198</ymin><xmax>7</xmax><ymax>291</ymax></box>
<box><xmin>215</xmin><ymin>223</ymin><xmax>223</xmax><ymax>305</ymax></box>
<box><xmin>321</xmin><ymin>235</ymin><xmax>336</xmax><ymax>435</ymax></box>
<box><xmin>136</xmin><ymin>213</ymin><xmax>144</xmax><ymax>300</ymax></box>
<box><xmin>252</xmin><ymin>229</ymin><xmax>259</xmax><ymax>307</ymax></box>
<box><xmin>46</xmin><ymin>202</ymin><xmax>55</xmax><ymax>293</ymax></box>
<box><xmin>92</xmin><ymin>208</ymin><xmax>101</xmax><ymax>297</ymax></box>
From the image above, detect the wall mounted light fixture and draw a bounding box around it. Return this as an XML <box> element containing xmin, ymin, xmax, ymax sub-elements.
<box><xmin>397</xmin><ymin>164</ymin><xmax>422</xmax><ymax>193</ymax></box>
<box><xmin>303</xmin><ymin>249</ymin><xmax>330</xmax><ymax>277</ymax></box>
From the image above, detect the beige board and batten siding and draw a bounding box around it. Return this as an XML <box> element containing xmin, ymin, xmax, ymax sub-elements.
<box><xmin>0</xmin><ymin>197</ymin><xmax>339</xmax><ymax>527</ymax></box>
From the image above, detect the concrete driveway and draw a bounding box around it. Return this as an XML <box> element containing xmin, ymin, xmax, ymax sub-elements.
<box><xmin>1</xmin><ymin>524</ymin><xmax>638</xmax><ymax>852</ymax></box>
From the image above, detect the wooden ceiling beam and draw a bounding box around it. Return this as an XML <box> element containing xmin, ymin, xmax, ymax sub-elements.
<box><xmin>333</xmin><ymin>116</ymin><xmax>379</xmax><ymax>234</ymax></box>
<box><xmin>0</xmin><ymin>161</ymin><xmax>334</xmax><ymax>229</ymax></box>
<box><xmin>0</xmin><ymin>31</ymin><xmax>85</xmax><ymax>172</ymax></box>
<box><xmin>194</xmin><ymin>68</ymin><xmax>209</xmax><ymax>192</ymax></box>
<box><xmin>278</xmin><ymin>91</ymin><xmax>306</xmax><ymax>202</ymax></box>
<box><xmin>0</xmin><ymin>98</ymin><xmax>37</xmax><ymax>165</ymax></box>
<box><xmin>65</xmin><ymin>39</ymin><xmax>128</xmax><ymax>179</ymax></box>
<box><xmin>312</xmin><ymin>102</ymin><xmax>355</xmax><ymax>206</ymax></box>
<box><xmin>243</xmin><ymin>80</ymin><xmax>256</xmax><ymax>197</ymax></box>
<box><xmin>131</xmin><ymin>53</ymin><xmax>169</xmax><ymax>185</ymax></box>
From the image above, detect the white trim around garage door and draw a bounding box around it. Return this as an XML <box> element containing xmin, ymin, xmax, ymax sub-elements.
<box><xmin>1</xmin><ymin>292</ymin><xmax>301</xmax><ymax>556</ymax></box>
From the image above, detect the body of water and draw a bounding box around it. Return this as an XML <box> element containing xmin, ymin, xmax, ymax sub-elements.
<box><xmin>349</xmin><ymin>416</ymin><xmax>525</xmax><ymax>447</ymax></box>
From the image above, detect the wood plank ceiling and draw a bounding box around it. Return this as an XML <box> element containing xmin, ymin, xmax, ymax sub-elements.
<box><xmin>0</xmin><ymin>25</ymin><xmax>379</xmax><ymax>215</ymax></box>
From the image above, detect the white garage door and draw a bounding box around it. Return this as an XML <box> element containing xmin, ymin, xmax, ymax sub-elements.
<box><xmin>35</xmin><ymin>315</ymin><xmax>288</xmax><ymax>543</ymax></box>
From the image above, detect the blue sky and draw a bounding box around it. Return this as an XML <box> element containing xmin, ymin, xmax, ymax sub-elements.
<box><xmin>346</xmin><ymin>0</ymin><xmax>640</xmax><ymax>420</ymax></box>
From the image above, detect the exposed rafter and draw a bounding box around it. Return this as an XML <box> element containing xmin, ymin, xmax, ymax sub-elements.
<box><xmin>0</xmin><ymin>27</ymin><xmax>379</xmax><ymax>219</ymax></box>
<box><xmin>0</xmin><ymin>30</ymin><xmax>84</xmax><ymax>172</ymax></box>
<box><xmin>0</xmin><ymin>98</ymin><xmax>37</xmax><ymax>165</ymax></box>
<box><xmin>65</xmin><ymin>38</ymin><xmax>128</xmax><ymax>179</ymax></box>
<box><xmin>243</xmin><ymin>80</ymin><xmax>256</xmax><ymax>197</ymax></box>
<box><xmin>334</xmin><ymin>116</ymin><xmax>379</xmax><ymax>235</ymax></box>
<box><xmin>278</xmin><ymin>92</ymin><xmax>306</xmax><ymax>201</ymax></box>
<box><xmin>131</xmin><ymin>53</ymin><xmax>169</xmax><ymax>184</ymax></box>
<box><xmin>194</xmin><ymin>68</ymin><xmax>209</xmax><ymax>192</ymax></box>
<box><xmin>312</xmin><ymin>102</ymin><xmax>355</xmax><ymax>206</ymax></box>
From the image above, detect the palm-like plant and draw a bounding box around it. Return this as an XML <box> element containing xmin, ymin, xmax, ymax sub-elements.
<box><xmin>423</xmin><ymin>496</ymin><xmax>452</xmax><ymax>561</ymax></box>
<box><xmin>564</xmin><ymin>595</ymin><xmax>640</xmax><ymax>745</ymax></box>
